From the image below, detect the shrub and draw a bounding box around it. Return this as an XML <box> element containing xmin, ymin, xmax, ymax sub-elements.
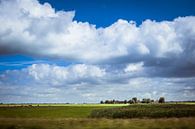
<box><xmin>159</xmin><ymin>97</ymin><xmax>165</xmax><ymax>103</ymax></box>
<box><xmin>89</xmin><ymin>104</ymin><xmax>195</xmax><ymax>118</ymax></box>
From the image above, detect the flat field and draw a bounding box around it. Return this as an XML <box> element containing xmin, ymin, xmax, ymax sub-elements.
<box><xmin>0</xmin><ymin>103</ymin><xmax>195</xmax><ymax>129</ymax></box>
<box><xmin>0</xmin><ymin>105</ymin><xmax>121</xmax><ymax>118</ymax></box>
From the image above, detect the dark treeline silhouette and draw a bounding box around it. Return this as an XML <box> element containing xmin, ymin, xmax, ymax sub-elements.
<box><xmin>100</xmin><ymin>97</ymin><xmax>165</xmax><ymax>104</ymax></box>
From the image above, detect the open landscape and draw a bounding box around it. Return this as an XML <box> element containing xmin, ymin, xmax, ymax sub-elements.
<box><xmin>0</xmin><ymin>0</ymin><xmax>195</xmax><ymax>129</ymax></box>
<box><xmin>0</xmin><ymin>103</ymin><xmax>195</xmax><ymax>129</ymax></box>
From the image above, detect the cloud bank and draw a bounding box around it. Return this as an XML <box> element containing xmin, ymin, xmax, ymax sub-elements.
<box><xmin>0</xmin><ymin>0</ymin><xmax>195</xmax><ymax>63</ymax></box>
<box><xmin>0</xmin><ymin>0</ymin><xmax>195</xmax><ymax>102</ymax></box>
<box><xmin>0</xmin><ymin>63</ymin><xmax>195</xmax><ymax>103</ymax></box>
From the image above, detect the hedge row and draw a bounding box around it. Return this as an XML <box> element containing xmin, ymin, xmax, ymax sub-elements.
<box><xmin>90</xmin><ymin>104</ymin><xmax>195</xmax><ymax>118</ymax></box>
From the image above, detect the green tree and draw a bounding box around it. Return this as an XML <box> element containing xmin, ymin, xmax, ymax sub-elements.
<box><xmin>132</xmin><ymin>97</ymin><xmax>137</xmax><ymax>103</ymax></box>
<box><xmin>158</xmin><ymin>97</ymin><xmax>165</xmax><ymax>103</ymax></box>
<box><xmin>128</xmin><ymin>99</ymin><xmax>133</xmax><ymax>104</ymax></box>
<box><xmin>141</xmin><ymin>98</ymin><xmax>151</xmax><ymax>103</ymax></box>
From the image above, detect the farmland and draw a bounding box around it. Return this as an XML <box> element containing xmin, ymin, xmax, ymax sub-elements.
<box><xmin>0</xmin><ymin>103</ymin><xmax>195</xmax><ymax>129</ymax></box>
<box><xmin>90</xmin><ymin>104</ymin><xmax>195</xmax><ymax>118</ymax></box>
<box><xmin>0</xmin><ymin>104</ymin><xmax>122</xmax><ymax>118</ymax></box>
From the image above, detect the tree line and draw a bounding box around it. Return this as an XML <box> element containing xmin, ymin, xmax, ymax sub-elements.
<box><xmin>100</xmin><ymin>97</ymin><xmax>165</xmax><ymax>104</ymax></box>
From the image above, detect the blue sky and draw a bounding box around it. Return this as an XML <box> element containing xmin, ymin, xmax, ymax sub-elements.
<box><xmin>39</xmin><ymin>0</ymin><xmax>195</xmax><ymax>27</ymax></box>
<box><xmin>0</xmin><ymin>0</ymin><xmax>195</xmax><ymax>103</ymax></box>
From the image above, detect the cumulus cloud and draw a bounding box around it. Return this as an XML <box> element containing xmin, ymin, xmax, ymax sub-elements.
<box><xmin>124</xmin><ymin>62</ymin><xmax>144</xmax><ymax>73</ymax></box>
<box><xmin>0</xmin><ymin>0</ymin><xmax>195</xmax><ymax>63</ymax></box>
<box><xmin>0</xmin><ymin>64</ymin><xmax>105</xmax><ymax>86</ymax></box>
<box><xmin>0</xmin><ymin>63</ymin><xmax>195</xmax><ymax>103</ymax></box>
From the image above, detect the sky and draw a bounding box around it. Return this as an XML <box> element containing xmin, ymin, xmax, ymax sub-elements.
<box><xmin>0</xmin><ymin>0</ymin><xmax>195</xmax><ymax>103</ymax></box>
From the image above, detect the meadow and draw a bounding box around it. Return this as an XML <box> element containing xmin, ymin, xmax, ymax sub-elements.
<box><xmin>0</xmin><ymin>103</ymin><xmax>195</xmax><ymax>129</ymax></box>
<box><xmin>0</xmin><ymin>104</ymin><xmax>122</xmax><ymax>118</ymax></box>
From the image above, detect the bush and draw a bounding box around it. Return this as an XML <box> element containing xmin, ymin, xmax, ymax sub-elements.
<box><xmin>90</xmin><ymin>104</ymin><xmax>195</xmax><ymax>118</ymax></box>
<box><xmin>159</xmin><ymin>97</ymin><xmax>165</xmax><ymax>103</ymax></box>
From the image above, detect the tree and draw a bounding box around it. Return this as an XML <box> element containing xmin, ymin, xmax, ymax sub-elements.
<box><xmin>100</xmin><ymin>100</ymin><xmax>104</xmax><ymax>104</ymax></box>
<box><xmin>105</xmin><ymin>100</ymin><xmax>109</xmax><ymax>104</ymax></box>
<box><xmin>128</xmin><ymin>99</ymin><xmax>133</xmax><ymax>104</ymax></box>
<box><xmin>141</xmin><ymin>98</ymin><xmax>151</xmax><ymax>103</ymax></box>
<box><xmin>158</xmin><ymin>97</ymin><xmax>165</xmax><ymax>103</ymax></box>
<box><xmin>132</xmin><ymin>97</ymin><xmax>137</xmax><ymax>103</ymax></box>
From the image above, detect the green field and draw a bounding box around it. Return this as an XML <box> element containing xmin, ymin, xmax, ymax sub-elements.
<box><xmin>0</xmin><ymin>103</ymin><xmax>195</xmax><ymax>129</ymax></box>
<box><xmin>0</xmin><ymin>105</ymin><xmax>120</xmax><ymax>118</ymax></box>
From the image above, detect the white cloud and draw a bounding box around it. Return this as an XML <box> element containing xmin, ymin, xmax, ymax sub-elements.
<box><xmin>0</xmin><ymin>0</ymin><xmax>195</xmax><ymax>63</ymax></box>
<box><xmin>0</xmin><ymin>63</ymin><xmax>195</xmax><ymax>103</ymax></box>
<box><xmin>124</xmin><ymin>62</ymin><xmax>144</xmax><ymax>72</ymax></box>
<box><xmin>0</xmin><ymin>63</ymin><xmax>105</xmax><ymax>86</ymax></box>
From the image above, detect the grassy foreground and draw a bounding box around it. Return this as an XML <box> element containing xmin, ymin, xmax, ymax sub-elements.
<box><xmin>0</xmin><ymin>117</ymin><xmax>195</xmax><ymax>129</ymax></box>
<box><xmin>0</xmin><ymin>103</ymin><xmax>195</xmax><ymax>129</ymax></box>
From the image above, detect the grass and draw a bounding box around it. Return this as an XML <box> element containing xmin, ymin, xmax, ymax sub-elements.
<box><xmin>0</xmin><ymin>103</ymin><xmax>195</xmax><ymax>129</ymax></box>
<box><xmin>90</xmin><ymin>104</ymin><xmax>195</xmax><ymax>118</ymax></box>
<box><xmin>0</xmin><ymin>117</ymin><xmax>195</xmax><ymax>129</ymax></box>
<box><xmin>0</xmin><ymin>106</ymin><xmax>119</xmax><ymax>118</ymax></box>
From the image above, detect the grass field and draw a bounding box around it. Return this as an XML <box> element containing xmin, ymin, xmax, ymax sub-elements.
<box><xmin>0</xmin><ymin>117</ymin><xmax>195</xmax><ymax>129</ymax></box>
<box><xmin>0</xmin><ymin>104</ymin><xmax>128</xmax><ymax>118</ymax></box>
<box><xmin>0</xmin><ymin>105</ymin><xmax>120</xmax><ymax>118</ymax></box>
<box><xmin>0</xmin><ymin>103</ymin><xmax>195</xmax><ymax>129</ymax></box>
